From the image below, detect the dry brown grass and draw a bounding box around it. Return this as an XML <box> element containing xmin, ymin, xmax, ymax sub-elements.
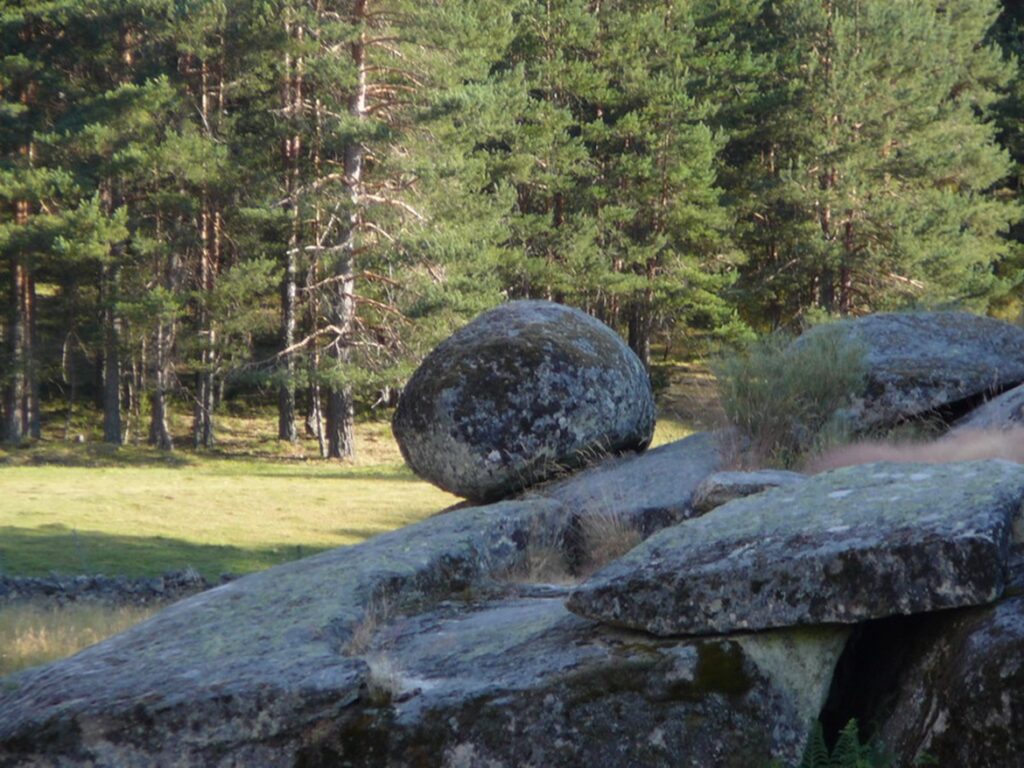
<box><xmin>0</xmin><ymin>601</ymin><xmax>160</xmax><ymax>676</ymax></box>
<box><xmin>805</xmin><ymin>427</ymin><xmax>1024</xmax><ymax>473</ymax></box>
<box><xmin>577</xmin><ymin>509</ymin><xmax>643</xmax><ymax>577</ymax></box>
<box><xmin>342</xmin><ymin>594</ymin><xmax>394</xmax><ymax>657</ymax></box>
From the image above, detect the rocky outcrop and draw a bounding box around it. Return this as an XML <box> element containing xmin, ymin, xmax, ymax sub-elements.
<box><xmin>11</xmin><ymin>309</ymin><xmax>1024</xmax><ymax>767</ymax></box>
<box><xmin>568</xmin><ymin>461</ymin><xmax>1024</xmax><ymax>635</ymax></box>
<box><xmin>691</xmin><ymin>469</ymin><xmax>805</xmax><ymax>514</ymax></box>
<box><xmin>0</xmin><ymin>436</ymin><xmax>733</xmax><ymax>768</ymax></box>
<box><xmin>392</xmin><ymin>300</ymin><xmax>655</xmax><ymax>501</ymax></box>
<box><xmin>541</xmin><ymin>430</ymin><xmax>726</xmax><ymax>543</ymax></box>
<box><xmin>876</xmin><ymin>595</ymin><xmax>1024</xmax><ymax>766</ymax></box>
<box><xmin>0</xmin><ymin>570</ymin><xmax>218</xmax><ymax>606</ymax></box>
<box><xmin>796</xmin><ymin>311</ymin><xmax>1024</xmax><ymax>430</ymax></box>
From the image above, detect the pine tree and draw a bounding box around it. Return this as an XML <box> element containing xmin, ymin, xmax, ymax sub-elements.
<box><xmin>729</xmin><ymin>0</ymin><xmax>1018</xmax><ymax>327</ymax></box>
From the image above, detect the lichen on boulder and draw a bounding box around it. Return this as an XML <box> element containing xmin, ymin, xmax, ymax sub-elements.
<box><xmin>392</xmin><ymin>300</ymin><xmax>655</xmax><ymax>501</ymax></box>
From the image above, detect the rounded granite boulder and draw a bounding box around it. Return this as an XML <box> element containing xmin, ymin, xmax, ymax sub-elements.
<box><xmin>392</xmin><ymin>300</ymin><xmax>655</xmax><ymax>501</ymax></box>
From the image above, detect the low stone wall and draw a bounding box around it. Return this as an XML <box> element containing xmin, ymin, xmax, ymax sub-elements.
<box><xmin>0</xmin><ymin>570</ymin><xmax>229</xmax><ymax>606</ymax></box>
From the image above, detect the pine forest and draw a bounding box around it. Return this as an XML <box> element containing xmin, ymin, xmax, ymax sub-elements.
<box><xmin>4</xmin><ymin>0</ymin><xmax>1024</xmax><ymax>455</ymax></box>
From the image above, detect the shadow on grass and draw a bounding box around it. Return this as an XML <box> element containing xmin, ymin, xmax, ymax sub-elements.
<box><xmin>0</xmin><ymin>442</ymin><xmax>428</xmax><ymax>484</ymax></box>
<box><xmin>0</xmin><ymin>526</ymin><xmax>338</xmax><ymax>580</ymax></box>
<box><xmin>0</xmin><ymin>442</ymin><xmax>194</xmax><ymax>469</ymax></box>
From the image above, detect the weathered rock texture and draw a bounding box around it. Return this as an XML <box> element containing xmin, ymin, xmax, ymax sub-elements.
<box><xmin>797</xmin><ymin>311</ymin><xmax>1024</xmax><ymax>430</ymax></box>
<box><xmin>568</xmin><ymin>461</ymin><xmax>1024</xmax><ymax>636</ymax></box>
<box><xmin>877</xmin><ymin>596</ymin><xmax>1024</xmax><ymax>766</ymax></box>
<box><xmin>541</xmin><ymin>431</ymin><xmax>726</xmax><ymax>553</ymax></box>
<box><xmin>954</xmin><ymin>382</ymin><xmax>1024</xmax><ymax>431</ymax></box>
<box><xmin>299</xmin><ymin>596</ymin><xmax>847</xmax><ymax>768</ymax></box>
<box><xmin>0</xmin><ymin>434</ymin><xmax>734</xmax><ymax>768</ymax></box>
<box><xmin>0</xmin><ymin>569</ymin><xmax>218</xmax><ymax>606</ymax></box>
<box><xmin>0</xmin><ymin>498</ymin><xmax>566</xmax><ymax>767</ymax></box>
<box><xmin>392</xmin><ymin>300</ymin><xmax>655</xmax><ymax>501</ymax></box>
<box><xmin>691</xmin><ymin>469</ymin><xmax>806</xmax><ymax>514</ymax></box>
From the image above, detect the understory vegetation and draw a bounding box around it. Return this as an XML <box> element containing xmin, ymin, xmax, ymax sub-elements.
<box><xmin>0</xmin><ymin>602</ymin><xmax>159</xmax><ymax>677</ymax></box>
<box><xmin>715</xmin><ymin>327</ymin><xmax>869</xmax><ymax>469</ymax></box>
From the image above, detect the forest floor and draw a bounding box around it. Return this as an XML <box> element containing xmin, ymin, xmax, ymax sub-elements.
<box><xmin>0</xmin><ymin>361</ymin><xmax>720</xmax><ymax>675</ymax></box>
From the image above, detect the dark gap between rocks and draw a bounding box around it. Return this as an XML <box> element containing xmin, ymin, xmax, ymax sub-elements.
<box><xmin>817</xmin><ymin>613</ymin><xmax>933</xmax><ymax>750</ymax></box>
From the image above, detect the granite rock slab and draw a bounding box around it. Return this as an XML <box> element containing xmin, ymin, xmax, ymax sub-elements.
<box><xmin>692</xmin><ymin>469</ymin><xmax>806</xmax><ymax>514</ymax></box>
<box><xmin>568</xmin><ymin>461</ymin><xmax>1024</xmax><ymax>636</ymax></box>
<box><xmin>954</xmin><ymin>381</ymin><xmax>1024</xmax><ymax>431</ymax></box>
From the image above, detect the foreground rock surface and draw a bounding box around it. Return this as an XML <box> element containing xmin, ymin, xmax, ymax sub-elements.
<box><xmin>878</xmin><ymin>596</ymin><xmax>1024</xmax><ymax>766</ymax></box>
<box><xmin>568</xmin><ymin>461</ymin><xmax>1024</xmax><ymax>636</ymax></box>
<box><xmin>300</xmin><ymin>595</ymin><xmax>847</xmax><ymax>768</ymax></box>
<box><xmin>0</xmin><ymin>498</ymin><xmax>565</xmax><ymax>767</ymax></box>
<box><xmin>797</xmin><ymin>311</ymin><xmax>1024</xmax><ymax>430</ymax></box>
<box><xmin>0</xmin><ymin>434</ymin><xmax>728</xmax><ymax>768</ymax></box>
<box><xmin>392</xmin><ymin>300</ymin><xmax>655</xmax><ymax>501</ymax></box>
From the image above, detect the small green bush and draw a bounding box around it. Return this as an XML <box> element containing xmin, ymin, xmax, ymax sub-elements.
<box><xmin>714</xmin><ymin>326</ymin><xmax>868</xmax><ymax>468</ymax></box>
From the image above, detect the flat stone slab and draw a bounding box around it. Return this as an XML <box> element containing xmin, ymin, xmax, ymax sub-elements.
<box><xmin>692</xmin><ymin>469</ymin><xmax>806</xmax><ymax>514</ymax></box>
<box><xmin>300</xmin><ymin>595</ymin><xmax>847</xmax><ymax>767</ymax></box>
<box><xmin>568</xmin><ymin>461</ymin><xmax>1024</xmax><ymax>636</ymax></box>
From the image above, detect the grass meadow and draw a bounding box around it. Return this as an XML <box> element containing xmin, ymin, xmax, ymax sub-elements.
<box><xmin>0</xmin><ymin>367</ymin><xmax>711</xmax><ymax>675</ymax></box>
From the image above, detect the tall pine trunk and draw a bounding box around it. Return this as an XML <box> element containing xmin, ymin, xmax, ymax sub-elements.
<box><xmin>101</xmin><ymin>261</ymin><xmax>123</xmax><ymax>444</ymax></box>
<box><xmin>324</xmin><ymin>0</ymin><xmax>367</xmax><ymax>460</ymax></box>
<box><xmin>4</xmin><ymin>250</ymin><xmax>29</xmax><ymax>443</ymax></box>
<box><xmin>191</xmin><ymin>58</ymin><xmax>221</xmax><ymax>449</ymax></box>
<box><xmin>149</xmin><ymin>318</ymin><xmax>174</xmax><ymax>450</ymax></box>
<box><xmin>278</xmin><ymin>16</ymin><xmax>302</xmax><ymax>442</ymax></box>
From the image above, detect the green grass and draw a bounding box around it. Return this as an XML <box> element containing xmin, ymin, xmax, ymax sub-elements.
<box><xmin>0</xmin><ymin>409</ymin><xmax>695</xmax><ymax>581</ymax></box>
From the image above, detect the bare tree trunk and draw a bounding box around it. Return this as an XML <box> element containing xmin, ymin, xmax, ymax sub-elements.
<box><xmin>5</xmin><ymin>251</ymin><xmax>28</xmax><ymax>444</ymax></box>
<box><xmin>149</xmin><ymin>318</ymin><xmax>174</xmax><ymax>450</ymax></box>
<box><xmin>25</xmin><ymin>266</ymin><xmax>40</xmax><ymax>438</ymax></box>
<box><xmin>278</xmin><ymin>16</ymin><xmax>302</xmax><ymax>442</ymax></box>
<box><xmin>324</xmin><ymin>0</ymin><xmax>367</xmax><ymax>460</ymax></box>
<box><xmin>192</xmin><ymin>59</ymin><xmax>218</xmax><ymax>449</ymax></box>
<box><xmin>627</xmin><ymin>297</ymin><xmax>652</xmax><ymax>370</ymax></box>
<box><xmin>102</xmin><ymin>262</ymin><xmax>123</xmax><ymax>445</ymax></box>
<box><xmin>148</xmin><ymin>213</ymin><xmax>175</xmax><ymax>450</ymax></box>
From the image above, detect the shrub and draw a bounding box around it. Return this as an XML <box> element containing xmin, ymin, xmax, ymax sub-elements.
<box><xmin>714</xmin><ymin>326</ymin><xmax>868</xmax><ymax>468</ymax></box>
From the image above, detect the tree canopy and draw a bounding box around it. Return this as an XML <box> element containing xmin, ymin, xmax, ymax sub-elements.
<box><xmin>3</xmin><ymin>0</ymin><xmax>1022</xmax><ymax>453</ymax></box>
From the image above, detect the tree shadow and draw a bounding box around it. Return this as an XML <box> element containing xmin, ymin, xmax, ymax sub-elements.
<box><xmin>0</xmin><ymin>526</ymin><xmax>337</xmax><ymax>580</ymax></box>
